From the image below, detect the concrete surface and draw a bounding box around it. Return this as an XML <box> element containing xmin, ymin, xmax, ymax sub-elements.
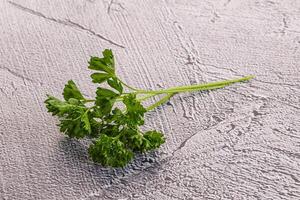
<box><xmin>1</xmin><ymin>0</ymin><xmax>300</xmax><ymax>199</ymax></box>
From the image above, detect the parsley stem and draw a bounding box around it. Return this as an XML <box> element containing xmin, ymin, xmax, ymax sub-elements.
<box><xmin>136</xmin><ymin>93</ymin><xmax>157</xmax><ymax>102</ymax></box>
<box><xmin>146</xmin><ymin>93</ymin><xmax>176</xmax><ymax>111</ymax></box>
<box><xmin>145</xmin><ymin>84</ymin><xmax>230</xmax><ymax>110</ymax></box>
<box><xmin>83</xmin><ymin>95</ymin><xmax>155</xmax><ymax>103</ymax></box>
<box><xmin>117</xmin><ymin>78</ymin><xmax>144</xmax><ymax>91</ymax></box>
<box><xmin>82</xmin><ymin>99</ymin><xmax>95</xmax><ymax>103</ymax></box>
<box><xmin>133</xmin><ymin>75</ymin><xmax>254</xmax><ymax>95</ymax></box>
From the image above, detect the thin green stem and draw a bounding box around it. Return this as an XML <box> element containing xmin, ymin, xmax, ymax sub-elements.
<box><xmin>82</xmin><ymin>93</ymin><xmax>158</xmax><ymax>104</ymax></box>
<box><xmin>117</xmin><ymin>78</ymin><xmax>145</xmax><ymax>91</ymax></box>
<box><xmin>133</xmin><ymin>75</ymin><xmax>254</xmax><ymax>95</ymax></box>
<box><xmin>82</xmin><ymin>99</ymin><xmax>95</xmax><ymax>103</ymax></box>
<box><xmin>145</xmin><ymin>84</ymin><xmax>230</xmax><ymax>110</ymax></box>
<box><xmin>83</xmin><ymin>96</ymin><xmax>124</xmax><ymax>103</ymax></box>
<box><xmin>146</xmin><ymin>93</ymin><xmax>176</xmax><ymax>111</ymax></box>
<box><xmin>137</xmin><ymin>93</ymin><xmax>158</xmax><ymax>102</ymax></box>
<box><xmin>83</xmin><ymin>76</ymin><xmax>254</xmax><ymax>110</ymax></box>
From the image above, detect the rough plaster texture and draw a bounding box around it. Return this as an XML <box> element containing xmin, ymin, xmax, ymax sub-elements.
<box><xmin>1</xmin><ymin>0</ymin><xmax>300</xmax><ymax>199</ymax></box>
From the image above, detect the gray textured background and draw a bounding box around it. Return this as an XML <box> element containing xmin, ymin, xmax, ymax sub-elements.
<box><xmin>1</xmin><ymin>0</ymin><xmax>300</xmax><ymax>199</ymax></box>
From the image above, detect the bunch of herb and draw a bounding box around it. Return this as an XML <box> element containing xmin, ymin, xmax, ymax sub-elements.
<box><xmin>45</xmin><ymin>49</ymin><xmax>254</xmax><ymax>168</ymax></box>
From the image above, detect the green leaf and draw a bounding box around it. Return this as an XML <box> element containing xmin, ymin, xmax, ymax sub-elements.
<box><xmin>88</xmin><ymin>135</ymin><xmax>133</xmax><ymax>168</ymax></box>
<box><xmin>63</xmin><ymin>80</ymin><xmax>84</xmax><ymax>101</ymax></box>
<box><xmin>120</xmin><ymin>129</ymin><xmax>148</xmax><ymax>152</ymax></box>
<box><xmin>107</xmin><ymin>77</ymin><xmax>123</xmax><ymax>93</ymax></box>
<box><xmin>45</xmin><ymin>95</ymin><xmax>94</xmax><ymax>138</ymax></box>
<box><xmin>96</xmin><ymin>87</ymin><xmax>118</xmax><ymax>99</ymax></box>
<box><xmin>81</xmin><ymin>111</ymin><xmax>91</xmax><ymax>134</ymax></box>
<box><xmin>45</xmin><ymin>95</ymin><xmax>76</xmax><ymax>116</ymax></box>
<box><xmin>119</xmin><ymin>129</ymin><xmax>164</xmax><ymax>152</ymax></box>
<box><xmin>59</xmin><ymin>113</ymin><xmax>85</xmax><ymax>139</ymax></box>
<box><xmin>88</xmin><ymin>49</ymin><xmax>115</xmax><ymax>74</ymax></box>
<box><xmin>55</xmin><ymin>105</ymin><xmax>90</xmax><ymax>139</ymax></box>
<box><xmin>102</xmin><ymin>49</ymin><xmax>114</xmax><ymax>68</ymax></box>
<box><xmin>88</xmin><ymin>57</ymin><xmax>113</xmax><ymax>74</ymax></box>
<box><xmin>123</xmin><ymin>94</ymin><xmax>147</xmax><ymax>126</ymax></box>
<box><xmin>143</xmin><ymin>131</ymin><xmax>165</xmax><ymax>150</ymax></box>
<box><xmin>67</xmin><ymin>98</ymin><xmax>80</xmax><ymax>105</ymax></box>
<box><xmin>95</xmin><ymin>87</ymin><xmax>119</xmax><ymax>115</ymax></box>
<box><xmin>96</xmin><ymin>99</ymin><xmax>114</xmax><ymax>115</ymax></box>
<box><xmin>91</xmin><ymin>73</ymin><xmax>112</xmax><ymax>84</ymax></box>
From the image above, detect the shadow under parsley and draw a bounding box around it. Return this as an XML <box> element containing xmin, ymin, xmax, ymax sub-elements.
<box><xmin>54</xmin><ymin>136</ymin><xmax>164</xmax><ymax>186</ymax></box>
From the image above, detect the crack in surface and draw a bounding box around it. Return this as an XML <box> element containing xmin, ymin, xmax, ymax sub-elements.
<box><xmin>283</xmin><ymin>17</ymin><xmax>288</xmax><ymax>29</ymax></box>
<box><xmin>65</xmin><ymin>20</ymin><xmax>125</xmax><ymax>48</ymax></box>
<box><xmin>9</xmin><ymin>1</ymin><xmax>125</xmax><ymax>48</ymax></box>
<box><xmin>272</xmin><ymin>128</ymin><xmax>300</xmax><ymax>139</ymax></box>
<box><xmin>210</xmin><ymin>11</ymin><xmax>220</xmax><ymax>23</ymax></box>
<box><xmin>173</xmin><ymin>132</ymin><xmax>198</xmax><ymax>153</ymax></box>
<box><xmin>196</xmin><ymin>60</ymin><xmax>240</xmax><ymax>75</ymax></box>
<box><xmin>281</xmin><ymin>14</ymin><xmax>288</xmax><ymax>35</ymax></box>
<box><xmin>270</xmin><ymin>169</ymin><xmax>300</xmax><ymax>183</ymax></box>
<box><xmin>0</xmin><ymin>88</ymin><xmax>7</xmax><ymax>98</ymax></box>
<box><xmin>255</xmin><ymin>79</ymin><xmax>299</xmax><ymax>88</ymax></box>
<box><xmin>0</xmin><ymin>65</ymin><xmax>33</xmax><ymax>82</ymax></box>
<box><xmin>107</xmin><ymin>0</ymin><xmax>113</xmax><ymax>13</ymax></box>
<box><xmin>266</xmin><ymin>146</ymin><xmax>300</xmax><ymax>159</ymax></box>
<box><xmin>226</xmin><ymin>88</ymin><xmax>300</xmax><ymax>110</ymax></box>
<box><xmin>224</xmin><ymin>0</ymin><xmax>231</xmax><ymax>7</ymax></box>
<box><xmin>287</xmin><ymin>30</ymin><xmax>300</xmax><ymax>34</ymax></box>
<box><xmin>276</xmin><ymin>13</ymin><xmax>289</xmax><ymax>36</ymax></box>
<box><xmin>170</xmin><ymin>123</ymin><xmax>219</xmax><ymax>157</ymax></box>
<box><xmin>107</xmin><ymin>0</ymin><xmax>125</xmax><ymax>14</ymax></box>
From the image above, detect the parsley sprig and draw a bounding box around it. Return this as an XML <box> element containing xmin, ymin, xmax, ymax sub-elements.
<box><xmin>45</xmin><ymin>49</ymin><xmax>254</xmax><ymax>168</ymax></box>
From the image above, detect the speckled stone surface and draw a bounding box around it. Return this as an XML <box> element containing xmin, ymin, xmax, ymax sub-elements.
<box><xmin>1</xmin><ymin>0</ymin><xmax>299</xmax><ymax>199</ymax></box>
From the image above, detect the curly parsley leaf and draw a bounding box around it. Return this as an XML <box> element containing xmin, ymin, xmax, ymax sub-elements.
<box><xmin>143</xmin><ymin>131</ymin><xmax>165</xmax><ymax>150</ymax></box>
<box><xmin>107</xmin><ymin>77</ymin><xmax>123</xmax><ymax>94</ymax></box>
<box><xmin>123</xmin><ymin>94</ymin><xmax>147</xmax><ymax>126</ymax></box>
<box><xmin>63</xmin><ymin>80</ymin><xmax>84</xmax><ymax>101</ymax></box>
<box><xmin>91</xmin><ymin>73</ymin><xmax>112</xmax><ymax>84</ymax></box>
<box><xmin>45</xmin><ymin>95</ymin><xmax>92</xmax><ymax>138</ymax></box>
<box><xmin>88</xmin><ymin>49</ymin><xmax>115</xmax><ymax>74</ymax></box>
<box><xmin>95</xmin><ymin>87</ymin><xmax>119</xmax><ymax>115</ymax></box>
<box><xmin>88</xmin><ymin>134</ymin><xmax>133</xmax><ymax>167</ymax></box>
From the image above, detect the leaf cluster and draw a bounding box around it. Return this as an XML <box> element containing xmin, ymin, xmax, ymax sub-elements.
<box><xmin>45</xmin><ymin>49</ymin><xmax>165</xmax><ymax>168</ymax></box>
<box><xmin>45</xmin><ymin>49</ymin><xmax>254</xmax><ymax>168</ymax></box>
